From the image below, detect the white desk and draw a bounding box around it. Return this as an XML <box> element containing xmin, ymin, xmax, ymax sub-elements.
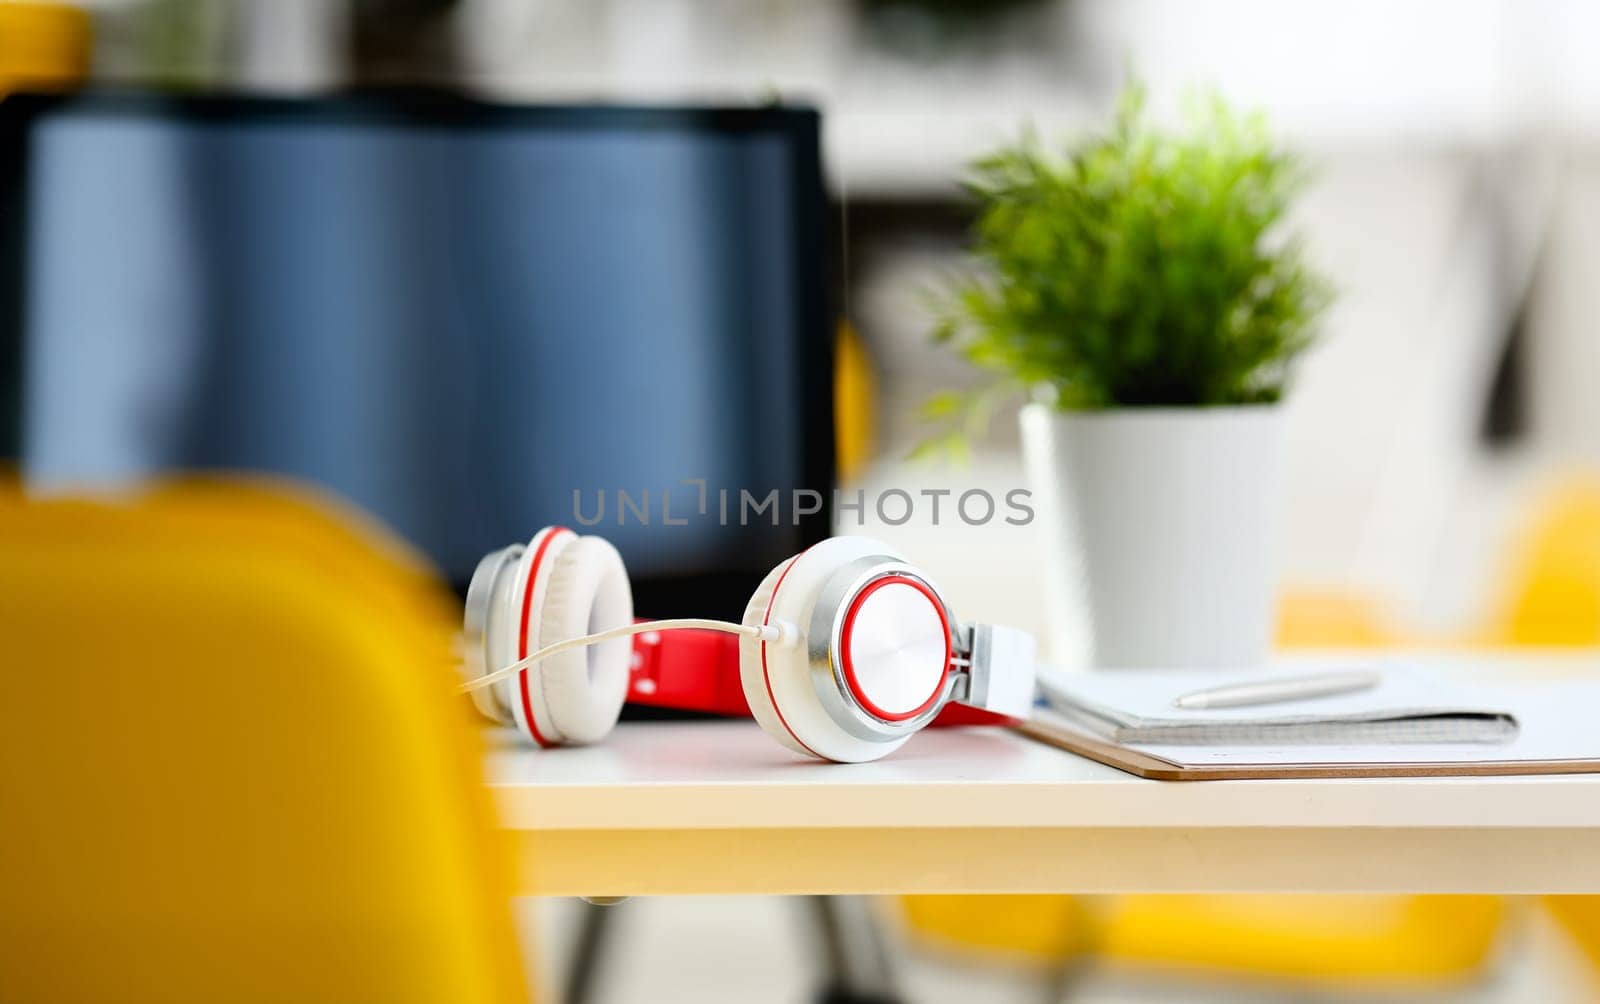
<box><xmin>487</xmin><ymin>655</ymin><xmax>1600</xmax><ymax>897</ymax></box>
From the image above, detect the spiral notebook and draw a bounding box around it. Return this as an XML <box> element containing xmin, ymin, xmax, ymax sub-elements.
<box><xmin>1019</xmin><ymin>666</ymin><xmax>1600</xmax><ymax>780</ymax></box>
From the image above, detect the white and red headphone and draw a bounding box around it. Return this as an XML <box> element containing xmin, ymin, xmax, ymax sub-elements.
<box><xmin>458</xmin><ymin>527</ymin><xmax>1037</xmax><ymax>762</ymax></box>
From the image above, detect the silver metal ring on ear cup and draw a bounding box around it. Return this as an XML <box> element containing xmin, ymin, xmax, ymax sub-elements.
<box><xmin>804</xmin><ymin>555</ymin><xmax>957</xmax><ymax>744</ymax></box>
<box><xmin>462</xmin><ymin>543</ymin><xmax>523</xmax><ymax>723</ymax></box>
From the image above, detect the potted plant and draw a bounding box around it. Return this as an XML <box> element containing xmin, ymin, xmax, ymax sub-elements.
<box><xmin>927</xmin><ymin>84</ymin><xmax>1330</xmax><ymax>669</ymax></box>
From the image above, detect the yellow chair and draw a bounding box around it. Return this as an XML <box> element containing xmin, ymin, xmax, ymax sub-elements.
<box><xmin>0</xmin><ymin>1</ymin><xmax>91</xmax><ymax>97</ymax></box>
<box><xmin>0</xmin><ymin>476</ymin><xmax>528</xmax><ymax>1003</ymax></box>
<box><xmin>1483</xmin><ymin>474</ymin><xmax>1600</xmax><ymax>974</ymax></box>
<box><xmin>835</xmin><ymin>319</ymin><xmax>877</xmax><ymax>482</ymax></box>
<box><xmin>900</xmin><ymin>590</ymin><xmax>1506</xmax><ymax>993</ymax></box>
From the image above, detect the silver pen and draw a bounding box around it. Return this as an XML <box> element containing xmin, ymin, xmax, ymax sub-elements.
<box><xmin>1172</xmin><ymin>669</ymin><xmax>1382</xmax><ymax>710</ymax></box>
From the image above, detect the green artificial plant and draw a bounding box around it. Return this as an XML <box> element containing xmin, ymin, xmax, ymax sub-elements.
<box><xmin>923</xmin><ymin>83</ymin><xmax>1331</xmax><ymax>452</ymax></box>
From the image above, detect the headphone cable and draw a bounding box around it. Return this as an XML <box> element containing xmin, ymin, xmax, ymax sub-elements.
<box><xmin>458</xmin><ymin>617</ymin><xmax>798</xmax><ymax>695</ymax></box>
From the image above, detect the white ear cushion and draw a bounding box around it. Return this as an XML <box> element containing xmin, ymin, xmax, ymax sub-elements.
<box><xmin>529</xmin><ymin>535</ymin><xmax>634</xmax><ymax>745</ymax></box>
<box><xmin>497</xmin><ymin>529</ymin><xmax>575</xmax><ymax>746</ymax></box>
<box><xmin>739</xmin><ymin>557</ymin><xmax>814</xmax><ymax>758</ymax></box>
<box><xmin>739</xmin><ymin>536</ymin><xmax>920</xmax><ymax>763</ymax></box>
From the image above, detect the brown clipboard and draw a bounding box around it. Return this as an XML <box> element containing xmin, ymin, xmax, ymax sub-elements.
<box><xmin>1012</xmin><ymin>718</ymin><xmax>1600</xmax><ymax>781</ymax></box>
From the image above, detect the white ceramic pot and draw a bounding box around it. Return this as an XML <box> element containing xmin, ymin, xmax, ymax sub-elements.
<box><xmin>1019</xmin><ymin>402</ymin><xmax>1284</xmax><ymax>669</ymax></box>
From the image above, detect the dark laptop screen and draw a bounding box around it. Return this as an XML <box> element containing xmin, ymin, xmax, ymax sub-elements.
<box><xmin>1</xmin><ymin>94</ymin><xmax>831</xmax><ymax>614</ymax></box>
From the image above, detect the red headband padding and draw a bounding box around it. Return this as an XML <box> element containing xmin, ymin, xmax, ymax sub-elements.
<box><xmin>627</xmin><ymin>625</ymin><xmax>751</xmax><ymax>716</ymax></box>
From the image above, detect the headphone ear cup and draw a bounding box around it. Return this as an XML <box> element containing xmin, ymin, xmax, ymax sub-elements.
<box><xmin>528</xmin><ymin>535</ymin><xmax>634</xmax><ymax>745</ymax></box>
<box><xmin>462</xmin><ymin>545</ymin><xmax>520</xmax><ymax>725</ymax></box>
<box><xmin>738</xmin><ymin>537</ymin><xmax>923</xmax><ymax>763</ymax></box>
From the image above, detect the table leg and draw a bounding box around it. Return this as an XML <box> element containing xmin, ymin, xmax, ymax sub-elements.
<box><xmin>804</xmin><ymin>896</ymin><xmax>904</xmax><ymax>1004</ymax></box>
<box><xmin>564</xmin><ymin>899</ymin><xmax>623</xmax><ymax>1004</ymax></box>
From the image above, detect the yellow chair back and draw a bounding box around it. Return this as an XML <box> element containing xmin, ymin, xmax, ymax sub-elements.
<box><xmin>0</xmin><ymin>477</ymin><xmax>526</xmax><ymax>1003</ymax></box>
<box><xmin>1493</xmin><ymin>475</ymin><xmax>1600</xmax><ymax>645</ymax></box>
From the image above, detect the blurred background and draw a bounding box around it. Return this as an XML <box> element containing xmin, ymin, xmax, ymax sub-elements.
<box><xmin>7</xmin><ymin>1</ymin><xmax>1600</xmax><ymax>1002</ymax></box>
<box><xmin>18</xmin><ymin>0</ymin><xmax>1600</xmax><ymax>645</ymax></box>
